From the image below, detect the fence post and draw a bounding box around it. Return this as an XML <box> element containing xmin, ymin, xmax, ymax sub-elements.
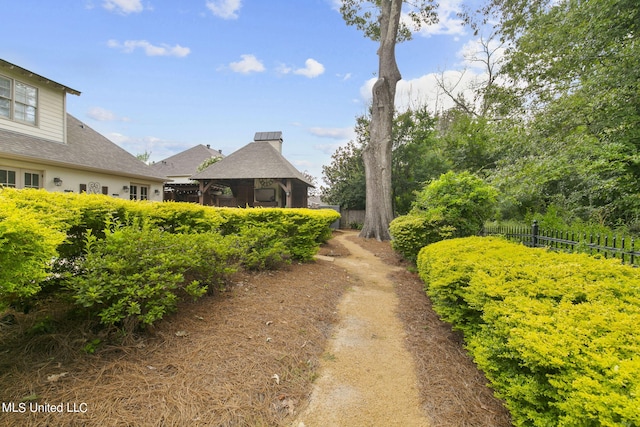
<box><xmin>532</xmin><ymin>220</ymin><xmax>539</xmax><ymax>247</ymax></box>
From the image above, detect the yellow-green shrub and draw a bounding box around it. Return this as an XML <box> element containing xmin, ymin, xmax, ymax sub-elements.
<box><xmin>389</xmin><ymin>211</ymin><xmax>455</xmax><ymax>262</ymax></box>
<box><xmin>217</xmin><ymin>207</ymin><xmax>339</xmax><ymax>261</ymax></box>
<box><xmin>0</xmin><ymin>189</ymin><xmax>339</xmax><ymax>320</ymax></box>
<box><xmin>417</xmin><ymin>237</ymin><xmax>640</xmax><ymax>426</ymax></box>
<box><xmin>69</xmin><ymin>223</ymin><xmax>240</xmax><ymax>330</ymax></box>
<box><xmin>0</xmin><ymin>197</ymin><xmax>66</xmax><ymax>309</ymax></box>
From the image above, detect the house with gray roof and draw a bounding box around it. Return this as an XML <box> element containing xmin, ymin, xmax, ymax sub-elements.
<box><xmin>150</xmin><ymin>144</ymin><xmax>223</xmax><ymax>202</ymax></box>
<box><xmin>0</xmin><ymin>59</ymin><xmax>166</xmax><ymax>199</ymax></box>
<box><xmin>191</xmin><ymin>132</ymin><xmax>314</xmax><ymax>208</ymax></box>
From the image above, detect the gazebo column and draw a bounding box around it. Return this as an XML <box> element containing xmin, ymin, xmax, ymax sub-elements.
<box><xmin>278</xmin><ymin>179</ymin><xmax>293</xmax><ymax>208</ymax></box>
<box><xmin>198</xmin><ymin>180</ymin><xmax>216</xmax><ymax>205</ymax></box>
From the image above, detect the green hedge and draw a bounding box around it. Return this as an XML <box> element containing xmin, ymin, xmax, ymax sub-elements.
<box><xmin>0</xmin><ymin>188</ymin><xmax>339</xmax><ymax>329</ymax></box>
<box><xmin>0</xmin><ymin>196</ymin><xmax>66</xmax><ymax>309</ymax></box>
<box><xmin>389</xmin><ymin>210</ymin><xmax>455</xmax><ymax>262</ymax></box>
<box><xmin>417</xmin><ymin>237</ymin><xmax>640</xmax><ymax>426</ymax></box>
<box><xmin>390</xmin><ymin>171</ymin><xmax>498</xmax><ymax>262</ymax></box>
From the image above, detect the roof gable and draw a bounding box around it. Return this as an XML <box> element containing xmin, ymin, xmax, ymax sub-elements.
<box><xmin>0</xmin><ymin>59</ymin><xmax>80</xmax><ymax>96</ymax></box>
<box><xmin>151</xmin><ymin>144</ymin><xmax>223</xmax><ymax>177</ymax></box>
<box><xmin>191</xmin><ymin>140</ymin><xmax>313</xmax><ymax>186</ymax></box>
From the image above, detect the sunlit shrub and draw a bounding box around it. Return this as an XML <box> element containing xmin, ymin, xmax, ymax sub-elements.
<box><xmin>418</xmin><ymin>237</ymin><xmax>640</xmax><ymax>426</ymax></box>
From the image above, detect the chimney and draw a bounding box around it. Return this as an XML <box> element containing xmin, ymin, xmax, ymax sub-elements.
<box><xmin>254</xmin><ymin>131</ymin><xmax>283</xmax><ymax>153</ymax></box>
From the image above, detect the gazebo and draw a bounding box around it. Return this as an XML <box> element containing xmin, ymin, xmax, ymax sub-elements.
<box><xmin>190</xmin><ymin>132</ymin><xmax>314</xmax><ymax>208</ymax></box>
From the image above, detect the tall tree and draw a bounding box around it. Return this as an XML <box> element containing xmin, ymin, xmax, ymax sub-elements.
<box><xmin>321</xmin><ymin>108</ymin><xmax>444</xmax><ymax>215</ymax></box>
<box><xmin>340</xmin><ymin>0</ymin><xmax>437</xmax><ymax>240</ymax></box>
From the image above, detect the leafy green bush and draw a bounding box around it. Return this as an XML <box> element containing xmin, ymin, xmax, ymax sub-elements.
<box><xmin>412</xmin><ymin>171</ymin><xmax>498</xmax><ymax>236</ymax></box>
<box><xmin>217</xmin><ymin>207</ymin><xmax>339</xmax><ymax>261</ymax></box>
<box><xmin>417</xmin><ymin>237</ymin><xmax>640</xmax><ymax>426</ymax></box>
<box><xmin>69</xmin><ymin>222</ymin><xmax>239</xmax><ymax>330</ymax></box>
<box><xmin>390</xmin><ymin>171</ymin><xmax>498</xmax><ymax>261</ymax></box>
<box><xmin>0</xmin><ymin>188</ymin><xmax>339</xmax><ymax>327</ymax></box>
<box><xmin>236</xmin><ymin>225</ymin><xmax>290</xmax><ymax>270</ymax></box>
<box><xmin>388</xmin><ymin>212</ymin><xmax>454</xmax><ymax>262</ymax></box>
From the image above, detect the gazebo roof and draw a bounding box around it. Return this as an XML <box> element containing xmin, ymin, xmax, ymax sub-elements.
<box><xmin>191</xmin><ymin>139</ymin><xmax>314</xmax><ymax>187</ymax></box>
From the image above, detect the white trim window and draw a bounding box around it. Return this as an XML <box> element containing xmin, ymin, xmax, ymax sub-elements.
<box><xmin>0</xmin><ymin>75</ymin><xmax>38</xmax><ymax>126</ymax></box>
<box><xmin>129</xmin><ymin>185</ymin><xmax>149</xmax><ymax>201</ymax></box>
<box><xmin>0</xmin><ymin>167</ymin><xmax>41</xmax><ymax>189</ymax></box>
<box><xmin>23</xmin><ymin>171</ymin><xmax>40</xmax><ymax>188</ymax></box>
<box><xmin>0</xmin><ymin>168</ymin><xmax>17</xmax><ymax>187</ymax></box>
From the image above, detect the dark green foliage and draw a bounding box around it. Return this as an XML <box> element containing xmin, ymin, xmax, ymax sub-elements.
<box><xmin>69</xmin><ymin>223</ymin><xmax>237</xmax><ymax>330</ymax></box>
<box><xmin>390</xmin><ymin>171</ymin><xmax>499</xmax><ymax>261</ymax></box>
<box><xmin>321</xmin><ymin>108</ymin><xmax>445</xmax><ymax>215</ymax></box>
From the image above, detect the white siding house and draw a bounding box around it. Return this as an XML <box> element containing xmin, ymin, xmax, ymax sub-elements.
<box><xmin>0</xmin><ymin>59</ymin><xmax>166</xmax><ymax>199</ymax></box>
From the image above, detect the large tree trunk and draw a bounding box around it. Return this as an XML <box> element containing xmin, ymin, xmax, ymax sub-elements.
<box><xmin>359</xmin><ymin>0</ymin><xmax>403</xmax><ymax>241</ymax></box>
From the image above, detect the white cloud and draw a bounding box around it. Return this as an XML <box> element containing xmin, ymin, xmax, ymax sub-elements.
<box><xmin>206</xmin><ymin>0</ymin><xmax>242</xmax><ymax>19</ymax></box>
<box><xmin>106</xmin><ymin>133</ymin><xmax>190</xmax><ymax>161</ymax></box>
<box><xmin>278</xmin><ymin>59</ymin><xmax>325</xmax><ymax>78</ymax></box>
<box><xmin>457</xmin><ymin>36</ymin><xmax>507</xmax><ymax>72</ymax></box>
<box><xmin>294</xmin><ymin>58</ymin><xmax>325</xmax><ymax>78</ymax></box>
<box><xmin>276</xmin><ymin>63</ymin><xmax>293</xmax><ymax>75</ymax></box>
<box><xmin>314</xmin><ymin>142</ymin><xmax>346</xmax><ymax>156</ymax></box>
<box><xmin>87</xmin><ymin>107</ymin><xmax>131</xmax><ymax>122</ymax></box>
<box><xmin>360</xmin><ymin>70</ymin><xmax>485</xmax><ymax>114</ymax></box>
<box><xmin>356</xmin><ymin>31</ymin><xmax>506</xmax><ymax>114</ymax></box>
<box><xmin>401</xmin><ymin>0</ymin><xmax>466</xmax><ymax>38</ymax></box>
<box><xmin>229</xmin><ymin>54</ymin><xmax>265</xmax><ymax>74</ymax></box>
<box><xmin>102</xmin><ymin>0</ymin><xmax>144</xmax><ymax>14</ymax></box>
<box><xmin>309</xmin><ymin>127</ymin><xmax>355</xmax><ymax>140</ymax></box>
<box><xmin>107</xmin><ymin>39</ymin><xmax>191</xmax><ymax>57</ymax></box>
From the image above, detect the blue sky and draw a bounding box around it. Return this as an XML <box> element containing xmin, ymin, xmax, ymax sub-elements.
<box><xmin>1</xmin><ymin>0</ymin><xmax>494</xmax><ymax>183</ymax></box>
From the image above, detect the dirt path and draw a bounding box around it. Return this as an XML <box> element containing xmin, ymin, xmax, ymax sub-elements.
<box><xmin>293</xmin><ymin>231</ymin><xmax>430</xmax><ymax>427</ymax></box>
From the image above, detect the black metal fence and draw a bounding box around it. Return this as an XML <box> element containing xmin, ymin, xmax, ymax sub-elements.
<box><xmin>482</xmin><ymin>220</ymin><xmax>640</xmax><ymax>266</ymax></box>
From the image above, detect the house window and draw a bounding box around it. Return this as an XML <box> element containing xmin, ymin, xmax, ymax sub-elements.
<box><xmin>0</xmin><ymin>75</ymin><xmax>38</xmax><ymax>126</ymax></box>
<box><xmin>0</xmin><ymin>168</ymin><xmax>41</xmax><ymax>188</ymax></box>
<box><xmin>0</xmin><ymin>77</ymin><xmax>10</xmax><ymax>119</ymax></box>
<box><xmin>23</xmin><ymin>171</ymin><xmax>40</xmax><ymax>188</ymax></box>
<box><xmin>129</xmin><ymin>185</ymin><xmax>149</xmax><ymax>200</ymax></box>
<box><xmin>0</xmin><ymin>168</ymin><xmax>17</xmax><ymax>187</ymax></box>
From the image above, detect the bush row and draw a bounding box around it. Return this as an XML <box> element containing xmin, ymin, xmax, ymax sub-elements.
<box><xmin>0</xmin><ymin>188</ymin><xmax>339</xmax><ymax>329</ymax></box>
<box><xmin>417</xmin><ymin>237</ymin><xmax>640</xmax><ymax>426</ymax></box>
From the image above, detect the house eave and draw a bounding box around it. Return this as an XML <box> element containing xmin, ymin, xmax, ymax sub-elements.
<box><xmin>0</xmin><ymin>152</ymin><xmax>167</xmax><ymax>183</ymax></box>
<box><xmin>0</xmin><ymin>59</ymin><xmax>81</xmax><ymax>96</ymax></box>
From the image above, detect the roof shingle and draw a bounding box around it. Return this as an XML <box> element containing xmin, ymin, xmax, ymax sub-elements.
<box><xmin>0</xmin><ymin>114</ymin><xmax>166</xmax><ymax>182</ymax></box>
<box><xmin>191</xmin><ymin>140</ymin><xmax>313</xmax><ymax>186</ymax></box>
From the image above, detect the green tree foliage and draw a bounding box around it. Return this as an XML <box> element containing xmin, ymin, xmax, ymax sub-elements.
<box><xmin>196</xmin><ymin>155</ymin><xmax>222</xmax><ymax>172</ymax></box>
<box><xmin>481</xmin><ymin>0</ymin><xmax>640</xmax><ymax>224</ymax></box>
<box><xmin>392</xmin><ymin>106</ymin><xmax>447</xmax><ymax>214</ymax></box>
<box><xmin>436</xmin><ymin>110</ymin><xmax>499</xmax><ymax>175</ymax></box>
<box><xmin>320</xmin><ymin>139</ymin><xmax>366</xmax><ymax>210</ymax></box>
<box><xmin>390</xmin><ymin>171</ymin><xmax>499</xmax><ymax>261</ymax></box>
<box><xmin>321</xmin><ymin>108</ymin><xmax>444</xmax><ymax>214</ymax></box>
